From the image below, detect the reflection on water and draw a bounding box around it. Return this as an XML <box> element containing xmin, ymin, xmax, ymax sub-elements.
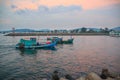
<box><xmin>19</xmin><ymin>49</ymin><xmax>37</xmax><ymax>56</ymax></box>
<box><xmin>18</xmin><ymin>47</ymin><xmax>57</xmax><ymax>56</ymax></box>
<box><xmin>0</xmin><ymin>34</ymin><xmax>120</xmax><ymax>80</ymax></box>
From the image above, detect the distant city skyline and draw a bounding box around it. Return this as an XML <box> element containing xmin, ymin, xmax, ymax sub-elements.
<box><xmin>0</xmin><ymin>0</ymin><xmax>120</xmax><ymax>31</ymax></box>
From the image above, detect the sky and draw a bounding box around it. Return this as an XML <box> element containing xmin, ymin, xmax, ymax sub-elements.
<box><xmin>0</xmin><ymin>0</ymin><xmax>120</xmax><ymax>31</ymax></box>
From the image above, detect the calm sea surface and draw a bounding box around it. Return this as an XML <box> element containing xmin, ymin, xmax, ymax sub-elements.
<box><xmin>0</xmin><ymin>34</ymin><xmax>120</xmax><ymax>80</ymax></box>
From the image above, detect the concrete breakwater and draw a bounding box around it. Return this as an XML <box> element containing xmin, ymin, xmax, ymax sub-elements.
<box><xmin>5</xmin><ymin>32</ymin><xmax>109</xmax><ymax>36</ymax></box>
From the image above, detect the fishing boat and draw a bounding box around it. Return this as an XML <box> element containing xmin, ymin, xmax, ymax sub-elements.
<box><xmin>16</xmin><ymin>38</ymin><xmax>56</xmax><ymax>49</ymax></box>
<box><xmin>47</xmin><ymin>37</ymin><xmax>74</xmax><ymax>44</ymax></box>
<box><xmin>47</xmin><ymin>37</ymin><xmax>62</xmax><ymax>43</ymax></box>
<box><xmin>47</xmin><ymin>37</ymin><xmax>62</xmax><ymax>40</ymax></box>
<box><xmin>62</xmin><ymin>38</ymin><xmax>74</xmax><ymax>44</ymax></box>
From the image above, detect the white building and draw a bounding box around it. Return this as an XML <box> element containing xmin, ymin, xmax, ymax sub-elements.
<box><xmin>109</xmin><ymin>31</ymin><xmax>120</xmax><ymax>37</ymax></box>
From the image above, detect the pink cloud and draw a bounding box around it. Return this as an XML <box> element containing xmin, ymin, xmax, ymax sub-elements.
<box><xmin>9</xmin><ymin>0</ymin><xmax>38</xmax><ymax>10</ymax></box>
<box><xmin>9</xmin><ymin>0</ymin><xmax>120</xmax><ymax>10</ymax></box>
<box><xmin>80</xmin><ymin>0</ymin><xmax>120</xmax><ymax>10</ymax></box>
<box><xmin>38</xmin><ymin>0</ymin><xmax>120</xmax><ymax>10</ymax></box>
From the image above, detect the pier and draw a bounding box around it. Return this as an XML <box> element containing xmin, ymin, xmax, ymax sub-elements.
<box><xmin>4</xmin><ymin>32</ymin><xmax>109</xmax><ymax>36</ymax></box>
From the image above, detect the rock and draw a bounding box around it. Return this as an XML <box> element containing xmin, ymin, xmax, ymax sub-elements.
<box><xmin>42</xmin><ymin>78</ymin><xmax>47</xmax><ymax>80</ymax></box>
<box><xmin>65</xmin><ymin>74</ymin><xmax>75</xmax><ymax>80</ymax></box>
<box><xmin>9</xmin><ymin>78</ymin><xmax>15</xmax><ymax>80</ymax></box>
<box><xmin>105</xmin><ymin>77</ymin><xmax>115</xmax><ymax>80</ymax></box>
<box><xmin>116</xmin><ymin>75</ymin><xmax>120</xmax><ymax>80</ymax></box>
<box><xmin>52</xmin><ymin>70</ymin><xmax>60</xmax><ymax>80</ymax></box>
<box><xmin>116</xmin><ymin>77</ymin><xmax>120</xmax><ymax>80</ymax></box>
<box><xmin>85</xmin><ymin>72</ymin><xmax>102</xmax><ymax>80</ymax></box>
<box><xmin>60</xmin><ymin>77</ymin><xmax>68</xmax><ymax>80</ymax></box>
<box><xmin>100</xmin><ymin>68</ymin><xmax>111</xmax><ymax>79</ymax></box>
<box><xmin>76</xmin><ymin>77</ymin><xmax>85</xmax><ymax>80</ymax></box>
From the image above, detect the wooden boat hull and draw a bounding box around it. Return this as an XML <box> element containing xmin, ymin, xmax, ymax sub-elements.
<box><xmin>47</xmin><ymin>37</ymin><xmax>74</xmax><ymax>44</ymax></box>
<box><xmin>16</xmin><ymin>42</ymin><xmax>56</xmax><ymax>49</ymax></box>
<box><xmin>56</xmin><ymin>38</ymin><xmax>74</xmax><ymax>44</ymax></box>
<box><xmin>62</xmin><ymin>38</ymin><xmax>74</xmax><ymax>44</ymax></box>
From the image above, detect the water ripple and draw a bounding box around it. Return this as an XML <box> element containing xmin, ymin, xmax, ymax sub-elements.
<box><xmin>0</xmin><ymin>36</ymin><xmax>120</xmax><ymax>80</ymax></box>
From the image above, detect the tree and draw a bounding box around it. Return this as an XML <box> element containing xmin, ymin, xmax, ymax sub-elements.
<box><xmin>81</xmin><ymin>27</ymin><xmax>87</xmax><ymax>32</ymax></box>
<box><xmin>104</xmin><ymin>27</ymin><xmax>109</xmax><ymax>33</ymax></box>
<box><xmin>100</xmin><ymin>28</ymin><xmax>104</xmax><ymax>33</ymax></box>
<box><xmin>88</xmin><ymin>29</ymin><xmax>95</xmax><ymax>33</ymax></box>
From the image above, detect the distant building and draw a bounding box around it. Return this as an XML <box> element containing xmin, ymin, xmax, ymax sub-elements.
<box><xmin>109</xmin><ymin>31</ymin><xmax>120</xmax><ymax>37</ymax></box>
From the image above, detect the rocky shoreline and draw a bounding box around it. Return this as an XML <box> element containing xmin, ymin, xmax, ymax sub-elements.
<box><xmin>50</xmin><ymin>69</ymin><xmax>120</xmax><ymax>80</ymax></box>
<box><xmin>9</xmin><ymin>68</ymin><xmax>120</xmax><ymax>80</ymax></box>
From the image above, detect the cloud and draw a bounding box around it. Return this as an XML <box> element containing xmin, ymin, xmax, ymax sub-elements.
<box><xmin>14</xmin><ymin>5</ymin><xmax>82</xmax><ymax>15</ymax></box>
<box><xmin>9</xmin><ymin>0</ymin><xmax>120</xmax><ymax>11</ymax></box>
<box><xmin>50</xmin><ymin>5</ymin><xmax>81</xmax><ymax>13</ymax></box>
<box><xmin>0</xmin><ymin>0</ymin><xmax>120</xmax><ymax>30</ymax></box>
<box><xmin>15</xmin><ymin>9</ymin><xmax>27</xmax><ymax>15</ymax></box>
<box><xmin>38</xmin><ymin>6</ymin><xmax>49</xmax><ymax>13</ymax></box>
<box><xmin>11</xmin><ymin>5</ymin><xmax>17</xmax><ymax>9</ymax></box>
<box><xmin>9</xmin><ymin>0</ymin><xmax>38</xmax><ymax>10</ymax></box>
<box><xmin>88</xmin><ymin>3</ymin><xmax>120</xmax><ymax>18</ymax></box>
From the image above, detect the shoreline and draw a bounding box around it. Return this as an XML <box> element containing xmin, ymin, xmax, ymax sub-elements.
<box><xmin>8</xmin><ymin>69</ymin><xmax>120</xmax><ymax>80</ymax></box>
<box><xmin>4</xmin><ymin>32</ymin><xmax>109</xmax><ymax>36</ymax></box>
<box><xmin>51</xmin><ymin>68</ymin><xmax>120</xmax><ymax>80</ymax></box>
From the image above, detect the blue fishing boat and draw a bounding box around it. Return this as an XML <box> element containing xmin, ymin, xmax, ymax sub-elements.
<box><xmin>47</xmin><ymin>37</ymin><xmax>74</xmax><ymax>44</ymax></box>
<box><xmin>62</xmin><ymin>38</ymin><xmax>74</xmax><ymax>44</ymax></box>
<box><xmin>47</xmin><ymin>37</ymin><xmax>63</xmax><ymax>44</ymax></box>
<box><xmin>16</xmin><ymin>38</ymin><xmax>56</xmax><ymax>49</ymax></box>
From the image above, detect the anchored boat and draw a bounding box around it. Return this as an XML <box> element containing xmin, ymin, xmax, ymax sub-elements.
<box><xmin>47</xmin><ymin>37</ymin><xmax>74</xmax><ymax>44</ymax></box>
<box><xmin>62</xmin><ymin>38</ymin><xmax>74</xmax><ymax>44</ymax></box>
<box><xmin>16</xmin><ymin>38</ymin><xmax>56</xmax><ymax>49</ymax></box>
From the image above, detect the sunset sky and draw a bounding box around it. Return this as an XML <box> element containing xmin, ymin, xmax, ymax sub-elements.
<box><xmin>0</xmin><ymin>0</ymin><xmax>120</xmax><ymax>30</ymax></box>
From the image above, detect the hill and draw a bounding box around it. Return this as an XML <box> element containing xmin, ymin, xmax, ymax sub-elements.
<box><xmin>111</xmin><ymin>27</ymin><xmax>120</xmax><ymax>32</ymax></box>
